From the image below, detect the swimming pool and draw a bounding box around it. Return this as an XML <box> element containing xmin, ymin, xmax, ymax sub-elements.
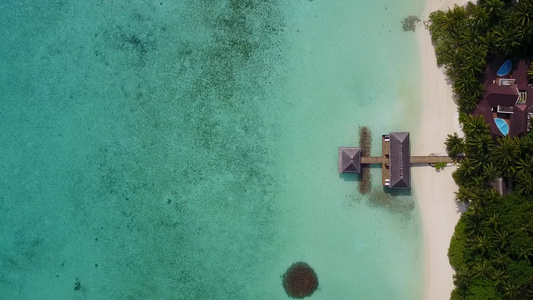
<box><xmin>495</xmin><ymin>118</ymin><xmax>509</xmax><ymax>135</ymax></box>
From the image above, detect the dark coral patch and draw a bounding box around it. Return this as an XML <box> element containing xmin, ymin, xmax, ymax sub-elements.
<box><xmin>282</xmin><ymin>262</ymin><xmax>318</xmax><ymax>298</ymax></box>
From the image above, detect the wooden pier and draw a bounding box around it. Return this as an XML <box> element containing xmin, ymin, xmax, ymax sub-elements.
<box><xmin>360</xmin><ymin>155</ymin><xmax>453</xmax><ymax>164</ymax></box>
<box><xmin>339</xmin><ymin>132</ymin><xmax>455</xmax><ymax>188</ymax></box>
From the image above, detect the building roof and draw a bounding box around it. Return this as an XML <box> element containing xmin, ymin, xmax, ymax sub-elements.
<box><xmin>338</xmin><ymin>147</ymin><xmax>361</xmax><ymax>173</ymax></box>
<box><xmin>476</xmin><ymin>57</ymin><xmax>533</xmax><ymax>137</ymax></box>
<box><xmin>510</xmin><ymin>105</ymin><xmax>528</xmax><ymax>137</ymax></box>
<box><xmin>514</xmin><ymin>59</ymin><xmax>530</xmax><ymax>84</ymax></box>
<box><xmin>389</xmin><ymin>132</ymin><xmax>410</xmax><ymax>188</ymax></box>
<box><xmin>485</xmin><ymin>85</ymin><xmax>518</xmax><ymax>107</ymax></box>
<box><xmin>518</xmin><ymin>82</ymin><xmax>529</xmax><ymax>90</ymax></box>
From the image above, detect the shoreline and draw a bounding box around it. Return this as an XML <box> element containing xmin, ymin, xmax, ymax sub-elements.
<box><xmin>414</xmin><ymin>0</ymin><xmax>468</xmax><ymax>299</ymax></box>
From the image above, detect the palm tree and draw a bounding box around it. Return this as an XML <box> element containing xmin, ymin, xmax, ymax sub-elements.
<box><xmin>460</xmin><ymin>55</ymin><xmax>486</xmax><ymax>79</ymax></box>
<box><xmin>465</xmin><ymin>43</ymin><xmax>488</xmax><ymax>61</ymax></box>
<box><xmin>520</xmin><ymin>219</ymin><xmax>533</xmax><ymax>235</ymax></box>
<box><xmin>466</xmin><ymin>134</ymin><xmax>494</xmax><ymax>158</ymax></box>
<box><xmin>492</xmin><ymin>250</ymin><xmax>509</xmax><ymax>268</ymax></box>
<box><xmin>526</xmin><ymin>282</ymin><xmax>533</xmax><ymax>299</ymax></box>
<box><xmin>453</xmin><ymin>159</ymin><xmax>478</xmax><ymax>187</ymax></box>
<box><xmin>481</xmin><ymin>0</ymin><xmax>505</xmax><ymax>24</ymax></box>
<box><xmin>465</xmin><ymin>210</ymin><xmax>484</xmax><ymax>234</ymax></box>
<box><xmin>447</xmin><ymin>5</ymin><xmax>468</xmax><ymax>34</ymax></box>
<box><xmin>462</xmin><ymin>115</ymin><xmax>489</xmax><ymax>137</ymax></box>
<box><xmin>434</xmin><ymin>44</ymin><xmax>456</xmax><ymax>67</ymax></box>
<box><xmin>513</xmin><ymin>1</ymin><xmax>532</xmax><ymax>27</ymax></box>
<box><xmin>471</xmin><ymin>174</ymin><xmax>486</xmax><ymax>188</ymax></box>
<box><xmin>469</xmin><ymin>3</ymin><xmax>490</xmax><ymax>29</ymax></box>
<box><xmin>472</xmin><ymin>234</ymin><xmax>492</xmax><ymax>256</ymax></box>
<box><xmin>453</xmin><ymin>265</ymin><xmax>472</xmax><ymax>288</ymax></box>
<box><xmin>485</xmin><ymin>212</ymin><xmax>501</xmax><ymax>229</ymax></box>
<box><xmin>489</xmin><ymin>267</ymin><xmax>508</xmax><ymax>286</ymax></box>
<box><xmin>455</xmin><ymin>186</ymin><xmax>474</xmax><ymax>203</ymax></box>
<box><xmin>493</xmin><ymin>229</ymin><xmax>510</xmax><ymax>249</ymax></box>
<box><xmin>454</xmin><ymin>73</ymin><xmax>484</xmax><ymax>98</ymax></box>
<box><xmin>429</xmin><ymin>10</ymin><xmax>451</xmax><ymax>35</ymax></box>
<box><xmin>517</xmin><ymin>135</ymin><xmax>533</xmax><ymax>162</ymax></box>
<box><xmin>483</xmin><ymin>162</ymin><xmax>500</xmax><ymax>182</ymax></box>
<box><xmin>486</xmin><ymin>187</ymin><xmax>500</xmax><ymax>199</ymax></box>
<box><xmin>492</xmin><ymin>135</ymin><xmax>518</xmax><ymax>176</ymax></box>
<box><xmin>515</xmin><ymin>157</ymin><xmax>533</xmax><ymax>179</ymax></box>
<box><xmin>447</xmin><ymin>50</ymin><xmax>467</xmax><ymax>79</ymax></box>
<box><xmin>472</xmin><ymin>260</ymin><xmax>492</xmax><ymax>278</ymax></box>
<box><xmin>457</xmin><ymin>95</ymin><xmax>481</xmax><ymax>114</ymax></box>
<box><xmin>445</xmin><ymin>132</ymin><xmax>465</xmax><ymax>157</ymax></box>
<box><xmin>494</xmin><ymin>24</ymin><xmax>522</xmax><ymax>56</ymax></box>
<box><xmin>515</xmin><ymin>171</ymin><xmax>533</xmax><ymax>195</ymax></box>
<box><xmin>458</xmin><ymin>27</ymin><xmax>482</xmax><ymax>46</ymax></box>
<box><xmin>517</xmin><ymin>247</ymin><xmax>533</xmax><ymax>260</ymax></box>
<box><xmin>501</xmin><ymin>280</ymin><xmax>520</xmax><ymax>299</ymax></box>
<box><xmin>481</xmin><ymin>31</ymin><xmax>499</xmax><ymax>55</ymax></box>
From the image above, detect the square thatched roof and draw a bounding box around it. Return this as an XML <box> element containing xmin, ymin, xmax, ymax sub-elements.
<box><xmin>338</xmin><ymin>147</ymin><xmax>361</xmax><ymax>173</ymax></box>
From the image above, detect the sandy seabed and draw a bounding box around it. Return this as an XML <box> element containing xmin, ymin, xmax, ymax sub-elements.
<box><xmin>414</xmin><ymin>0</ymin><xmax>469</xmax><ymax>299</ymax></box>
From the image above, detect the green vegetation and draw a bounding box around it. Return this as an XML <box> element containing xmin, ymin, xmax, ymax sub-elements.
<box><xmin>448</xmin><ymin>194</ymin><xmax>533</xmax><ymax>299</ymax></box>
<box><xmin>428</xmin><ymin>0</ymin><xmax>533</xmax><ymax>114</ymax></box>
<box><xmin>445</xmin><ymin>132</ymin><xmax>465</xmax><ymax>158</ymax></box>
<box><xmin>435</xmin><ymin>162</ymin><xmax>447</xmax><ymax>170</ymax></box>
<box><xmin>446</xmin><ymin>114</ymin><xmax>533</xmax><ymax>298</ymax></box>
<box><xmin>428</xmin><ymin>1</ymin><xmax>533</xmax><ymax>299</ymax></box>
<box><xmin>401</xmin><ymin>15</ymin><xmax>421</xmax><ymax>32</ymax></box>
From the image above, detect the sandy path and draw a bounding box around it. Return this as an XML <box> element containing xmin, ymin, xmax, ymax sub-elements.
<box><xmin>414</xmin><ymin>0</ymin><xmax>468</xmax><ymax>299</ymax></box>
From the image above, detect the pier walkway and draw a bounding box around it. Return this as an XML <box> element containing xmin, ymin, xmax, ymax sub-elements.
<box><xmin>339</xmin><ymin>132</ymin><xmax>455</xmax><ymax>188</ymax></box>
<box><xmin>361</xmin><ymin>155</ymin><xmax>454</xmax><ymax>165</ymax></box>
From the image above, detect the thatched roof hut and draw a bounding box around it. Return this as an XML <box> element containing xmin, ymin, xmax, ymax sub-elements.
<box><xmin>338</xmin><ymin>147</ymin><xmax>361</xmax><ymax>173</ymax></box>
<box><xmin>388</xmin><ymin>132</ymin><xmax>410</xmax><ymax>188</ymax></box>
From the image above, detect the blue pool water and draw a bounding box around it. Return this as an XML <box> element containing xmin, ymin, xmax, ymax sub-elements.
<box><xmin>1</xmin><ymin>1</ymin><xmax>425</xmax><ymax>299</ymax></box>
<box><xmin>496</xmin><ymin>59</ymin><xmax>512</xmax><ymax>76</ymax></box>
<box><xmin>495</xmin><ymin>118</ymin><xmax>509</xmax><ymax>135</ymax></box>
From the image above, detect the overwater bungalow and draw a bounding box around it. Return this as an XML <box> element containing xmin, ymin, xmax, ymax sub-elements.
<box><xmin>473</xmin><ymin>57</ymin><xmax>533</xmax><ymax>137</ymax></box>
<box><xmin>385</xmin><ymin>132</ymin><xmax>410</xmax><ymax>188</ymax></box>
<box><xmin>339</xmin><ymin>132</ymin><xmax>412</xmax><ymax>188</ymax></box>
<box><xmin>339</xmin><ymin>132</ymin><xmax>454</xmax><ymax>189</ymax></box>
<box><xmin>338</xmin><ymin>147</ymin><xmax>361</xmax><ymax>173</ymax></box>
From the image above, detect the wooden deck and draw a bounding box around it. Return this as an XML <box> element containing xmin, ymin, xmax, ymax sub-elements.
<box><xmin>381</xmin><ymin>135</ymin><xmax>389</xmax><ymax>186</ymax></box>
<box><xmin>361</xmin><ymin>156</ymin><xmax>387</xmax><ymax>164</ymax></box>
<box><xmin>361</xmin><ymin>155</ymin><xmax>453</xmax><ymax>164</ymax></box>
<box><xmin>410</xmin><ymin>156</ymin><xmax>454</xmax><ymax>164</ymax></box>
<box><xmin>360</xmin><ymin>135</ymin><xmax>454</xmax><ymax>186</ymax></box>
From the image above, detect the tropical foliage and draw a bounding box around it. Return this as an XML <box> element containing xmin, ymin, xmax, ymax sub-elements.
<box><xmin>448</xmin><ymin>112</ymin><xmax>533</xmax><ymax>299</ymax></box>
<box><xmin>429</xmin><ymin>0</ymin><xmax>533</xmax><ymax>114</ymax></box>
<box><xmin>428</xmin><ymin>1</ymin><xmax>533</xmax><ymax>299</ymax></box>
<box><xmin>445</xmin><ymin>132</ymin><xmax>465</xmax><ymax>158</ymax></box>
<box><xmin>448</xmin><ymin>194</ymin><xmax>533</xmax><ymax>299</ymax></box>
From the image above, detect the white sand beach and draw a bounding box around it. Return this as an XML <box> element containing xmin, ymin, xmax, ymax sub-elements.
<box><xmin>414</xmin><ymin>0</ymin><xmax>468</xmax><ymax>299</ymax></box>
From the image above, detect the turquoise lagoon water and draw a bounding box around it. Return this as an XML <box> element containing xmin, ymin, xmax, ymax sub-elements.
<box><xmin>1</xmin><ymin>0</ymin><xmax>425</xmax><ymax>299</ymax></box>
